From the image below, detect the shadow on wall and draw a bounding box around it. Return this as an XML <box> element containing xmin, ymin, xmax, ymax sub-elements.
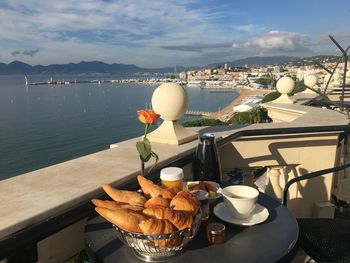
<box><xmin>218</xmin><ymin>134</ymin><xmax>339</xmax><ymax>217</ymax></box>
<box><xmin>287</xmin><ymin>166</ymin><xmax>328</xmax><ymax>217</ymax></box>
<box><xmin>218</xmin><ymin>134</ymin><xmax>338</xmax><ymax>169</ymax></box>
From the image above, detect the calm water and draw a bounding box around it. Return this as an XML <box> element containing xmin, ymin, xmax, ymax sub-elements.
<box><xmin>0</xmin><ymin>75</ymin><xmax>238</xmax><ymax>180</ymax></box>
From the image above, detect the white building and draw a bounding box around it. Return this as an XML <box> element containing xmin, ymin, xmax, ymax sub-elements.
<box><xmin>233</xmin><ymin>97</ymin><xmax>262</xmax><ymax>112</ymax></box>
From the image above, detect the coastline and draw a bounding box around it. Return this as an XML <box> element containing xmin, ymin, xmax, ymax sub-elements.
<box><xmin>206</xmin><ymin>88</ymin><xmax>271</xmax><ymax>119</ymax></box>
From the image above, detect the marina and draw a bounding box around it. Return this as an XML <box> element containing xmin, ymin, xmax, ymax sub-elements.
<box><xmin>0</xmin><ymin>75</ymin><xmax>238</xmax><ymax>180</ymax></box>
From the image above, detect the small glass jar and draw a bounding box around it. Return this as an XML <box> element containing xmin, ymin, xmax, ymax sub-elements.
<box><xmin>207</xmin><ymin>222</ymin><xmax>226</xmax><ymax>244</ymax></box>
<box><xmin>160</xmin><ymin>167</ymin><xmax>184</xmax><ymax>189</ymax></box>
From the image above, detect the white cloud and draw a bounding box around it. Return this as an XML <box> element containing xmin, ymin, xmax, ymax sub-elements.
<box><xmin>0</xmin><ymin>1</ymin><xmax>334</xmax><ymax>67</ymax></box>
<box><xmin>0</xmin><ymin>0</ymin><xmax>234</xmax><ymax>67</ymax></box>
<box><xmin>232</xmin><ymin>31</ymin><xmax>312</xmax><ymax>53</ymax></box>
<box><xmin>234</xmin><ymin>24</ymin><xmax>257</xmax><ymax>32</ymax></box>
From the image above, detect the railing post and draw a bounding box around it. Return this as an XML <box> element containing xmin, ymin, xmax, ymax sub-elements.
<box><xmin>266</xmin><ymin>167</ymin><xmax>283</xmax><ymax>201</ymax></box>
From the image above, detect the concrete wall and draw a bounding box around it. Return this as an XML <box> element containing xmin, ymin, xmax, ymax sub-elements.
<box><xmin>37</xmin><ymin>219</ymin><xmax>86</xmax><ymax>263</ymax></box>
<box><xmin>219</xmin><ymin>132</ymin><xmax>340</xmax><ymax>218</ymax></box>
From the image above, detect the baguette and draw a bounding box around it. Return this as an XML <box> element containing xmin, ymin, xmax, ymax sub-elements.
<box><xmin>144</xmin><ymin>197</ymin><xmax>170</xmax><ymax>208</ymax></box>
<box><xmin>91</xmin><ymin>199</ymin><xmax>143</xmax><ymax>212</ymax></box>
<box><xmin>95</xmin><ymin>207</ymin><xmax>147</xmax><ymax>233</ymax></box>
<box><xmin>137</xmin><ymin>175</ymin><xmax>162</xmax><ymax>198</ymax></box>
<box><xmin>91</xmin><ymin>199</ymin><xmax>120</xmax><ymax>210</ymax></box>
<box><xmin>101</xmin><ymin>184</ymin><xmax>146</xmax><ymax>206</ymax></box>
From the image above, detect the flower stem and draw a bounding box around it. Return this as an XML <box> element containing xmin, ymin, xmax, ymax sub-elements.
<box><xmin>140</xmin><ymin>160</ymin><xmax>145</xmax><ymax>176</ymax></box>
<box><xmin>144</xmin><ymin>124</ymin><xmax>149</xmax><ymax>139</ymax></box>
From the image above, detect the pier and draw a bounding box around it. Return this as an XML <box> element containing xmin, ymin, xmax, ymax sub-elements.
<box><xmin>185</xmin><ymin>110</ymin><xmax>213</xmax><ymax>116</ymax></box>
<box><xmin>26</xmin><ymin>78</ymin><xmax>113</xmax><ymax>86</ymax></box>
<box><xmin>24</xmin><ymin>77</ymin><xmax>184</xmax><ymax>86</ymax></box>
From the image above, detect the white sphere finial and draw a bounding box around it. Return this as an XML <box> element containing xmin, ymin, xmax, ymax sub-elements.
<box><xmin>272</xmin><ymin>76</ymin><xmax>295</xmax><ymax>104</ymax></box>
<box><xmin>147</xmin><ymin>83</ymin><xmax>197</xmax><ymax>145</ymax></box>
<box><xmin>151</xmin><ymin>83</ymin><xmax>188</xmax><ymax>121</ymax></box>
<box><xmin>276</xmin><ymin>76</ymin><xmax>295</xmax><ymax>95</ymax></box>
<box><xmin>304</xmin><ymin>75</ymin><xmax>317</xmax><ymax>88</ymax></box>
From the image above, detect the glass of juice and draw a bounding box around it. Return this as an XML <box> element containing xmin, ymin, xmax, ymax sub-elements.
<box><xmin>160</xmin><ymin>167</ymin><xmax>184</xmax><ymax>189</ymax></box>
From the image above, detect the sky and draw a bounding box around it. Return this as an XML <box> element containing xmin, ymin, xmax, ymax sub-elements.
<box><xmin>0</xmin><ymin>0</ymin><xmax>350</xmax><ymax>68</ymax></box>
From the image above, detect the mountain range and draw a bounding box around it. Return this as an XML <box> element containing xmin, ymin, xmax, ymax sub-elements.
<box><xmin>0</xmin><ymin>55</ymin><xmax>340</xmax><ymax>75</ymax></box>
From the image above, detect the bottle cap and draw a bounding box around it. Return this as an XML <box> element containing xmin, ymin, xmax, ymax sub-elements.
<box><xmin>160</xmin><ymin>167</ymin><xmax>184</xmax><ymax>181</ymax></box>
<box><xmin>203</xmin><ymin>133</ymin><xmax>215</xmax><ymax>138</ymax></box>
<box><xmin>207</xmin><ymin>222</ymin><xmax>225</xmax><ymax>235</ymax></box>
<box><xmin>200</xmin><ymin>133</ymin><xmax>215</xmax><ymax>144</ymax></box>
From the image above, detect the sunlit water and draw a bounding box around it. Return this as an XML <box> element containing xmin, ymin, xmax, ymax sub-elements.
<box><xmin>0</xmin><ymin>75</ymin><xmax>238</xmax><ymax>180</ymax></box>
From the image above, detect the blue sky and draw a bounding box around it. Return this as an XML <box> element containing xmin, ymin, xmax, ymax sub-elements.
<box><xmin>0</xmin><ymin>0</ymin><xmax>349</xmax><ymax>67</ymax></box>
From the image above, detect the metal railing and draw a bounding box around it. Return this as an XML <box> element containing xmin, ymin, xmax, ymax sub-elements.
<box><xmin>283</xmin><ymin>162</ymin><xmax>350</xmax><ymax>206</ymax></box>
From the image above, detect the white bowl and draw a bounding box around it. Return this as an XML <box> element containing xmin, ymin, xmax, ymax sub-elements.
<box><xmin>222</xmin><ymin>185</ymin><xmax>259</xmax><ymax>219</ymax></box>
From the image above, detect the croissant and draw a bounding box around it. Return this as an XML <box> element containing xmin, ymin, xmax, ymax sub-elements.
<box><xmin>119</xmin><ymin>204</ymin><xmax>144</xmax><ymax>212</ymax></box>
<box><xmin>137</xmin><ymin>175</ymin><xmax>162</xmax><ymax>198</ymax></box>
<box><xmin>102</xmin><ymin>184</ymin><xmax>146</xmax><ymax>206</ymax></box>
<box><xmin>139</xmin><ymin>219</ymin><xmax>181</xmax><ymax>247</ymax></box>
<box><xmin>95</xmin><ymin>207</ymin><xmax>147</xmax><ymax>233</ymax></box>
<box><xmin>160</xmin><ymin>186</ymin><xmax>182</xmax><ymax>200</ymax></box>
<box><xmin>170</xmin><ymin>191</ymin><xmax>200</xmax><ymax>215</ymax></box>
<box><xmin>144</xmin><ymin>197</ymin><xmax>170</xmax><ymax>208</ymax></box>
<box><xmin>91</xmin><ymin>199</ymin><xmax>120</xmax><ymax>210</ymax></box>
<box><xmin>91</xmin><ymin>199</ymin><xmax>143</xmax><ymax>212</ymax></box>
<box><xmin>143</xmin><ymin>207</ymin><xmax>193</xmax><ymax>230</ymax></box>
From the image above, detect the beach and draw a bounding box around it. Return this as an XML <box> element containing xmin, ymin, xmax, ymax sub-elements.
<box><xmin>206</xmin><ymin>88</ymin><xmax>271</xmax><ymax>119</ymax></box>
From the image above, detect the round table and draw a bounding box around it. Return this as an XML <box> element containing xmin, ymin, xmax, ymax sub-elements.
<box><xmin>85</xmin><ymin>193</ymin><xmax>298</xmax><ymax>263</ymax></box>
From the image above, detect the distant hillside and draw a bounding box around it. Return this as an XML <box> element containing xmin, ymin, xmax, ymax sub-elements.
<box><xmin>0</xmin><ymin>61</ymin><xmax>146</xmax><ymax>75</ymax></box>
<box><xmin>0</xmin><ymin>60</ymin><xmax>197</xmax><ymax>75</ymax></box>
<box><xmin>285</xmin><ymin>55</ymin><xmax>342</xmax><ymax>66</ymax></box>
<box><xmin>208</xmin><ymin>56</ymin><xmax>299</xmax><ymax>68</ymax></box>
<box><xmin>0</xmin><ymin>55</ymin><xmax>345</xmax><ymax>75</ymax></box>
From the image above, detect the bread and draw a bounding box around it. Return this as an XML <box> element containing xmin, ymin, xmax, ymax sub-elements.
<box><xmin>137</xmin><ymin>175</ymin><xmax>162</xmax><ymax>198</ymax></box>
<box><xmin>143</xmin><ymin>207</ymin><xmax>193</xmax><ymax>230</ymax></box>
<box><xmin>93</xmin><ymin>178</ymin><xmax>199</xmax><ymax>246</ymax></box>
<box><xmin>170</xmin><ymin>191</ymin><xmax>200</xmax><ymax>215</ymax></box>
<box><xmin>160</xmin><ymin>187</ymin><xmax>182</xmax><ymax>200</ymax></box>
<box><xmin>91</xmin><ymin>199</ymin><xmax>143</xmax><ymax>212</ymax></box>
<box><xmin>91</xmin><ymin>199</ymin><xmax>121</xmax><ymax>210</ymax></box>
<box><xmin>139</xmin><ymin>219</ymin><xmax>181</xmax><ymax>247</ymax></box>
<box><xmin>119</xmin><ymin>204</ymin><xmax>144</xmax><ymax>212</ymax></box>
<box><xmin>95</xmin><ymin>207</ymin><xmax>147</xmax><ymax>233</ymax></box>
<box><xmin>144</xmin><ymin>197</ymin><xmax>170</xmax><ymax>208</ymax></box>
<box><xmin>101</xmin><ymin>184</ymin><xmax>146</xmax><ymax>206</ymax></box>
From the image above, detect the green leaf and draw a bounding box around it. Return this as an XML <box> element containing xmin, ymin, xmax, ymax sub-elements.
<box><xmin>136</xmin><ymin>140</ymin><xmax>152</xmax><ymax>162</ymax></box>
<box><xmin>143</xmin><ymin>137</ymin><xmax>152</xmax><ymax>153</ymax></box>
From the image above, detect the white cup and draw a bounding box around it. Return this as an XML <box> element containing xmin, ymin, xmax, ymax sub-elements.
<box><xmin>222</xmin><ymin>185</ymin><xmax>259</xmax><ymax>219</ymax></box>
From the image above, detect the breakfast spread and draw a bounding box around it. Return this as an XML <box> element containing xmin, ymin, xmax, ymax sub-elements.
<box><xmin>92</xmin><ymin>175</ymin><xmax>200</xmax><ymax>248</ymax></box>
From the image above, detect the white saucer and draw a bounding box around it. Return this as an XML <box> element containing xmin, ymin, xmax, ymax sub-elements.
<box><xmin>213</xmin><ymin>202</ymin><xmax>269</xmax><ymax>226</ymax></box>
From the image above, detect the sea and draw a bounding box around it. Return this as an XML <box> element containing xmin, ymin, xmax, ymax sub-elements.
<box><xmin>0</xmin><ymin>75</ymin><xmax>239</xmax><ymax>180</ymax></box>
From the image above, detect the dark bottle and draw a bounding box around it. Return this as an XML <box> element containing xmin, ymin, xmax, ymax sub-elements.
<box><xmin>192</xmin><ymin>133</ymin><xmax>222</xmax><ymax>185</ymax></box>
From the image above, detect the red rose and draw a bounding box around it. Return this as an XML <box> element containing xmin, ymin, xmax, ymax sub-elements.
<box><xmin>137</xmin><ymin>110</ymin><xmax>160</xmax><ymax>124</ymax></box>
